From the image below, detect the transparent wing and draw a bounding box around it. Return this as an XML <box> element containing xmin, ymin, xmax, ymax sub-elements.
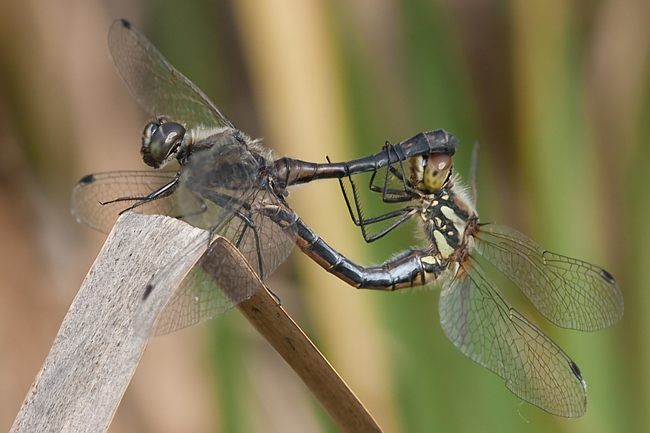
<box><xmin>438</xmin><ymin>259</ymin><xmax>587</xmax><ymax>417</ymax></box>
<box><xmin>149</xmin><ymin>241</ymin><xmax>252</xmax><ymax>336</ymax></box>
<box><xmin>72</xmin><ymin>167</ymin><xmax>294</xmax><ymax>277</ymax></box>
<box><xmin>150</xmin><ymin>236</ymin><xmax>267</xmax><ymax>337</ymax></box>
<box><xmin>475</xmin><ymin>224</ymin><xmax>624</xmax><ymax>331</ymax></box>
<box><xmin>181</xmin><ymin>183</ymin><xmax>295</xmax><ymax>279</ymax></box>
<box><xmin>145</xmin><ymin>187</ymin><xmax>294</xmax><ymax>336</ymax></box>
<box><xmin>142</xmin><ymin>144</ymin><xmax>294</xmax><ymax>335</ymax></box>
<box><xmin>74</xmin><ymin>142</ymin><xmax>295</xmax><ymax>336</ymax></box>
<box><xmin>71</xmin><ymin>171</ymin><xmax>180</xmax><ymax>233</ymax></box>
<box><xmin>72</xmin><ymin>169</ymin><xmax>293</xmax><ymax>335</ymax></box>
<box><xmin>107</xmin><ymin>19</ymin><xmax>234</xmax><ymax>130</ymax></box>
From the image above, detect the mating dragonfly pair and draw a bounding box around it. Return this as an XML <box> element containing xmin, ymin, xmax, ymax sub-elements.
<box><xmin>72</xmin><ymin>19</ymin><xmax>624</xmax><ymax>418</ymax></box>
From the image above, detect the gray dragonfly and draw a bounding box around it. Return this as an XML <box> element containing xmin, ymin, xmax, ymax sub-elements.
<box><xmin>71</xmin><ymin>19</ymin><xmax>454</xmax><ymax>335</ymax></box>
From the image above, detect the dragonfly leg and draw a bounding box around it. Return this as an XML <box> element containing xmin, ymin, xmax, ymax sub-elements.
<box><xmin>336</xmin><ymin>166</ymin><xmax>418</xmax><ymax>242</ymax></box>
<box><xmin>101</xmin><ymin>174</ymin><xmax>181</xmax><ymax>214</ymax></box>
<box><xmin>194</xmin><ymin>187</ymin><xmax>267</xmax><ymax>280</ymax></box>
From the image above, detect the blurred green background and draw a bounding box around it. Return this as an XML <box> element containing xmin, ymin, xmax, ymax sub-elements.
<box><xmin>0</xmin><ymin>0</ymin><xmax>647</xmax><ymax>432</ymax></box>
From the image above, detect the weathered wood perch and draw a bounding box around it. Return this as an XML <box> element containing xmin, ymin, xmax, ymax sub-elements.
<box><xmin>10</xmin><ymin>212</ymin><xmax>382</xmax><ymax>432</ymax></box>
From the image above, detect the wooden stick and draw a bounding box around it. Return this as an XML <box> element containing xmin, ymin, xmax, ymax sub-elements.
<box><xmin>10</xmin><ymin>213</ymin><xmax>210</xmax><ymax>432</ymax></box>
<box><xmin>11</xmin><ymin>213</ymin><xmax>382</xmax><ymax>432</ymax></box>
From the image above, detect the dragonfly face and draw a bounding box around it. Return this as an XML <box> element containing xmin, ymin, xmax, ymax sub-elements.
<box><xmin>141</xmin><ymin>120</ymin><xmax>186</xmax><ymax>168</ymax></box>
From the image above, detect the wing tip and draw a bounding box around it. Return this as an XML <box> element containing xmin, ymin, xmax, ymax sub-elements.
<box><xmin>118</xmin><ymin>18</ymin><xmax>131</xmax><ymax>29</ymax></box>
<box><xmin>78</xmin><ymin>173</ymin><xmax>96</xmax><ymax>186</ymax></box>
<box><xmin>599</xmin><ymin>268</ymin><xmax>616</xmax><ymax>284</ymax></box>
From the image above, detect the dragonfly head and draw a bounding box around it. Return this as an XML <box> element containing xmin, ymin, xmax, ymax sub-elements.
<box><xmin>410</xmin><ymin>152</ymin><xmax>453</xmax><ymax>193</ymax></box>
<box><xmin>141</xmin><ymin>119</ymin><xmax>186</xmax><ymax>168</ymax></box>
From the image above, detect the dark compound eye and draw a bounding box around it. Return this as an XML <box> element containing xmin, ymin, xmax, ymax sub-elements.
<box><xmin>143</xmin><ymin>121</ymin><xmax>186</xmax><ymax>163</ymax></box>
<box><xmin>143</xmin><ymin>122</ymin><xmax>159</xmax><ymax>141</ymax></box>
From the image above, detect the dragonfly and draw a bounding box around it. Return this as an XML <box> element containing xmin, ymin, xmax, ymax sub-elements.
<box><xmin>72</xmin><ymin>19</ymin><xmax>623</xmax><ymax>417</ymax></box>
<box><xmin>71</xmin><ymin>19</ymin><xmax>456</xmax><ymax>334</ymax></box>
<box><xmin>260</xmin><ymin>146</ymin><xmax>625</xmax><ymax>417</ymax></box>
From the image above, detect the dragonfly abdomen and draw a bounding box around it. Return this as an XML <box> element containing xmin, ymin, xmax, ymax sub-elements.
<box><xmin>261</xmin><ymin>202</ymin><xmax>448</xmax><ymax>290</ymax></box>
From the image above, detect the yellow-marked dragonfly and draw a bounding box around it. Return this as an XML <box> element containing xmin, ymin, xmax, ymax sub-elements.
<box><xmin>263</xmin><ymin>148</ymin><xmax>624</xmax><ymax>417</ymax></box>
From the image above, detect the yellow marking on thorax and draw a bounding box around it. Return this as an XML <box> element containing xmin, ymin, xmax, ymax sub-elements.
<box><xmin>440</xmin><ymin>205</ymin><xmax>466</xmax><ymax>237</ymax></box>
<box><xmin>433</xmin><ymin>230</ymin><xmax>455</xmax><ymax>258</ymax></box>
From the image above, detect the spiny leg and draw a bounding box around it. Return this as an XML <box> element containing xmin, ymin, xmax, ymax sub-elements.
<box><xmin>101</xmin><ymin>175</ymin><xmax>181</xmax><ymax>214</ymax></box>
<box><xmin>197</xmin><ymin>187</ymin><xmax>267</xmax><ymax>280</ymax></box>
<box><xmin>335</xmin><ymin>168</ymin><xmax>417</xmax><ymax>242</ymax></box>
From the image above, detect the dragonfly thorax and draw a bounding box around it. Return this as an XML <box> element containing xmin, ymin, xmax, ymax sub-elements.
<box><xmin>419</xmin><ymin>181</ymin><xmax>476</xmax><ymax>261</ymax></box>
<box><xmin>183</xmin><ymin>137</ymin><xmax>264</xmax><ymax>192</ymax></box>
